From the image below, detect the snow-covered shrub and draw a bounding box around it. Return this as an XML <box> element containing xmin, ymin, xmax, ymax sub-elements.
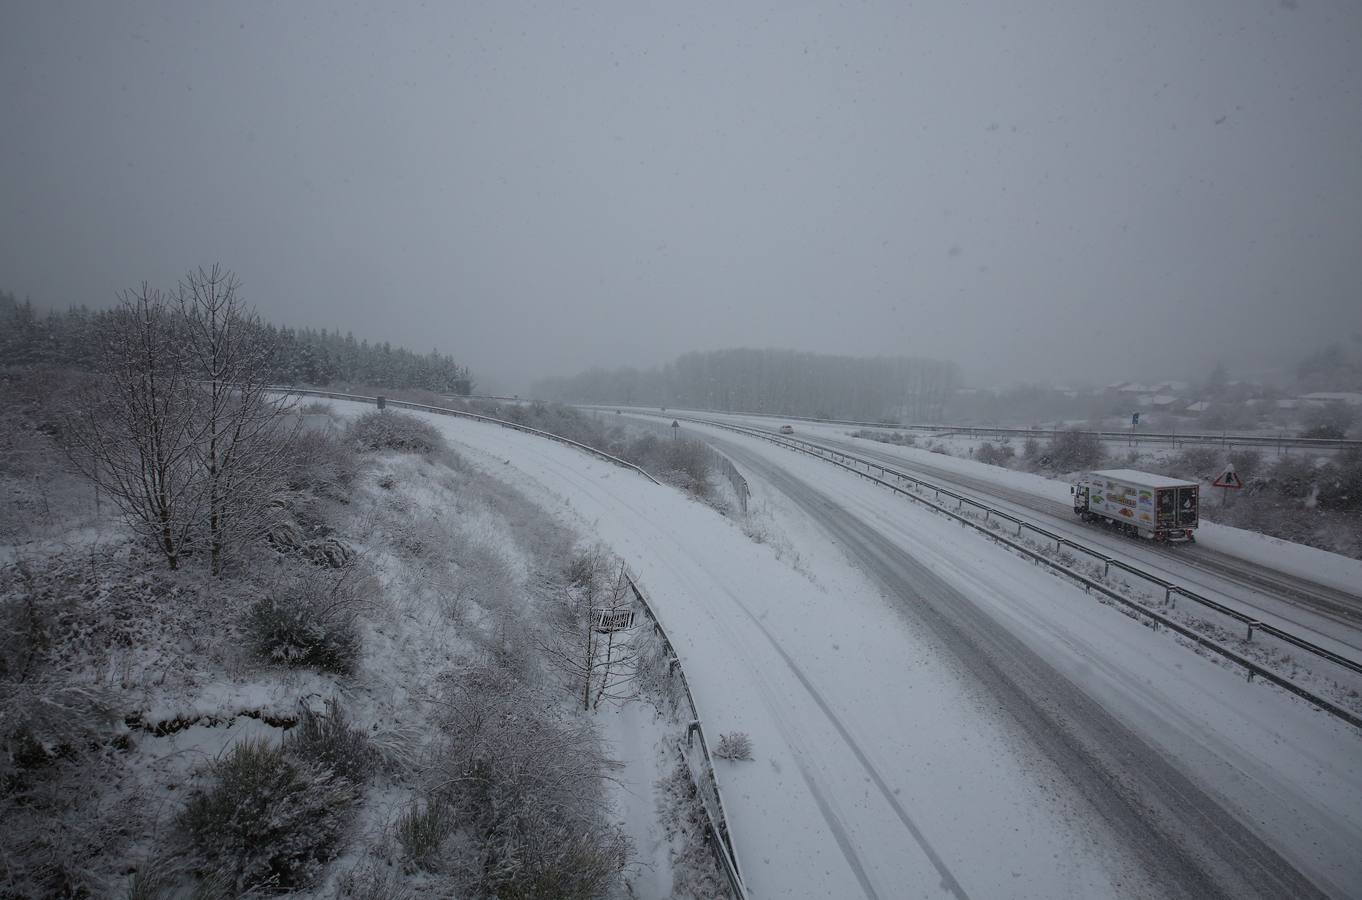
<box><xmin>396</xmin><ymin>797</ymin><xmax>455</xmax><ymax>872</ymax></box>
<box><xmin>656</xmin><ymin>761</ymin><xmax>728</xmax><ymax>899</ymax></box>
<box><xmin>283</xmin><ymin>423</ymin><xmax>360</xmax><ymax>496</ymax></box>
<box><xmin>122</xmin><ymin>858</ymin><xmax>231</xmax><ymax>900</ymax></box>
<box><xmin>1318</xmin><ymin>448</ymin><xmax>1362</xmax><ymax>512</ymax></box>
<box><xmin>306</xmin><ymin>535</ymin><xmax>354</xmax><ymax>569</ymax></box>
<box><xmin>180</xmin><ymin>737</ymin><xmax>359</xmax><ymax>893</ymax></box>
<box><xmin>427</xmin><ymin>659</ymin><xmax>631</xmax><ymax>897</ymax></box>
<box><xmin>1228</xmin><ymin>449</ymin><xmax>1263</xmax><ymax>482</ymax></box>
<box><xmin>1173</xmin><ymin>446</ymin><xmax>1221</xmax><ymax>480</ymax></box>
<box><xmin>0</xmin><ymin>558</ymin><xmax>121</xmax><ymax>779</ymax></box>
<box><xmin>713</xmin><ymin>731</ymin><xmax>753</xmax><ymax>761</ymax></box>
<box><xmin>348</xmin><ymin>410</ymin><xmax>445</xmax><ymax>455</ymax></box>
<box><xmin>246</xmin><ymin>571</ymin><xmax>364</xmax><ymax>674</ymax></box>
<box><xmin>285</xmin><ymin>699</ymin><xmax>378</xmax><ymax>784</ymax></box>
<box><xmin>975</xmin><ymin>442</ymin><xmax>1014</xmax><ymax>467</ymax></box>
<box><xmin>1042</xmin><ymin>428</ymin><xmax>1104</xmax><ymax>471</ymax></box>
<box><xmin>1269</xmin><ymin>455</ymin><xmax>1318</xmax><ymax>500</ymax></box>
<box><xmin>334</xmin><ymin>863</ymin><xmax>417</xmax><ymax>900</ymax></box>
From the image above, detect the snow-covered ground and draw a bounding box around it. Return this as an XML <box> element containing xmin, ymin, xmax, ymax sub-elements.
<box><xmin>329</xmin><ymin>399</ymin><xmax>1362</xmax><ymax>899</ymax></box>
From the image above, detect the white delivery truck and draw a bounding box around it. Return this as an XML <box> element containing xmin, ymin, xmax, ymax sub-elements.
<box><xmin>1071</xmin><ymin>468</ymin><xmax>1199</xmax><ymax>542</ymax></box>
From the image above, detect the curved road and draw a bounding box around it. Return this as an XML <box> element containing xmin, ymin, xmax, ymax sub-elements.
<box><xmin>710</xmin><ymin>433</ymin><xmax>1335</xmax><ymax>900</ymax></box>
<box><xmin>682</xmin><ymin>412</ymin><xmax>1362</xmax><ymax>660</ymax></box>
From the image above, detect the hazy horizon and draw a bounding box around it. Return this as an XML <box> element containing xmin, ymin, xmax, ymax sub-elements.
<box><xmin>4</xmin><ymin>2</ymin><xmax>1360</xmax><ymax>393</ymax></box>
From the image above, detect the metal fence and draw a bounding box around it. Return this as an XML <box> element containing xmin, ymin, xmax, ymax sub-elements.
<box><xmin>715</xmin><ymin>455</ymin><xmax>751</xmax><ymax>515</ymax></box>
<box><xmin>673</xmin><ymin>414</ymin><xmax>1362</xmax><ymax>732</ymax></box>
<box><xmin>624</xmin><ymin>569</ymin><xmax>749</xmax><ymax>899</ymax></box>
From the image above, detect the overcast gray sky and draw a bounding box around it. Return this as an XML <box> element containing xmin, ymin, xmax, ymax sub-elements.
<box><xmin>3</xmin><ymin>1</ymin><xmax>1359</xmax><ymax>390</ymax></box>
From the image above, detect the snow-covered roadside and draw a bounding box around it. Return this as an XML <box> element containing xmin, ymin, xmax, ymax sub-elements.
<box><xmin>330</xmin><ymin>400</ymin><xmax>1178</xmax><ymax>899</ymax></box>
<box><xmin>2</xmin><ymin>404</ymin><xmax>696</xmax><ymax>896</ymax></box>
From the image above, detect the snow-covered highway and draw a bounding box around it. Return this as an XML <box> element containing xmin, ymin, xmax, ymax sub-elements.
<box><xmin>341</xmin><ymin>401</ymin><xmax>1361</xmax><ymax>898</ymax></box>
<box><xmin>677</xmin><ymin>410</ymin><xmax>1362</xmax><ymax>662</ymax></box>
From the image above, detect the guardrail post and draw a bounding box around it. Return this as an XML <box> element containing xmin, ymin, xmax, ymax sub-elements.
<box><xmin>1164</xmin><ymin>587</ymin><xmax>1172</xmax><ymax>606</ymax></box>
<box><xmin>376</xmin><ymin>395</ymin><xmax>386</xmax><ymax>409</ymax></box>
<box><xmin>687</xmin><ymin>719</ymin><xmax>701</xmax><ymax>748</ymax></box>
<box><xmin>1103</xmin><ymin>561</ymin><xmax>1110</xmax><ymax>578</ymax></box>
<box><xmin>1246</xmin><ymin>622</ymin><xmax>1259</xmax><ymax>642</ymax></box>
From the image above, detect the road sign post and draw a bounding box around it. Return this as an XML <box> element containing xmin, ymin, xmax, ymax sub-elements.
<box><xmin>1212</xmin><ymin>467</ymin><xmax>1243</xmax><ymax>507</ymax></box>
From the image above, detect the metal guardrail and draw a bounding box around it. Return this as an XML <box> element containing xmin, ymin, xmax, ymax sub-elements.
<box><xmin>589</xmin><ymin>405</ymin><xmax>1362</xmax><ymax>451</ymax></box>
<box><xmin>674</xmin><ymin>414</ymin><xmax>1362</xmax><ymax>731</ymax></box>
<box><xmin>715</xmin><ymin>454</ymin><xmax>751</xmax><ymax>515</ymax></box>
<box><xmin>283</xmin><ymin>388</ymin><xmax>749</xmax><ymax>893</ymax></box>
<box><xmin>282</xmin><ymin>388</ymin><xmax>661</xmax><ymax>485</ymax></box>
<box><xmin>624</xmin><ymin>569</ymin><xmax>749</xmax><ymax>899</ymax></box>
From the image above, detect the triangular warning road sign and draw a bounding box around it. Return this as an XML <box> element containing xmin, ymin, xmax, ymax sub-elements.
<box><xmin>1212</xmin><ymin>468</ymin><xmax>1243</xmax><ymax>489</ymax></box>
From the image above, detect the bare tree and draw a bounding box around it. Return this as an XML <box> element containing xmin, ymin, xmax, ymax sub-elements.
<box><xmin>538</xmin><ymin>552</ymin><xmax>641</xmax><ymax>711</ymax></box>
<box><xmin>63</xmin><ymin>286</ymin><xmax>202</xmax><ymax>569</ymax></box>
<box><xmin>178</xmin><ymin>265</ymin><xmax>295</xmax><ymax>574</ymax></box>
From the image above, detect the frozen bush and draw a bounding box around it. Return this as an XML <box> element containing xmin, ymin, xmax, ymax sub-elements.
<box><xmin>1317</xmin><ymin>448</ymin><xmax>1362</xmax><ymax>511</ymax></box>
<box><xmin>395</xmin><ymin>798</ymin><xmax>456</xmax><ymax>872</ymax></box>
<box><xmin>333</xmin><ymin>863</ymin><xmax>416</xmax><ymax>900</ymax></box>
<box><xmin>246</xmin><ymin>571</ymin><xmax>364</xmax><ymax>674</ymax></box>
<box><xmin>348</xmin><ymin>410</ymin><xmax>445</xmax><ymax>454</ymax></box>
<box><xmin>1228</xmin><ymin>449</ymin><xmax>1262</xmax><ymax>481</ymax></box>
<box><xmin>1269</xmin><ymin>455</ymin><xmax>1318</xmax><ymax>500</ymax></box>
<box><xmin>286</xmin><ymin>699</ymin><xmax>379</xmax><ymax>784</ymax></box>
<box><xmin>180</xmin><ymin>737</ymin><xmax>359</xmax><ymax>893</ymax></box>
<box><xmin>1043</xmin><ymin>428</ymin><xmax>1104</xmax><ymax>471</ymax></box>
<box><xmin>713</xmin><ymin>732</ymin><xmax>753</xmax><ymax>761</ymax></box>
<box><xmin>284</xmin><ymin>425</ymin><xmax>360</xmax><ymax>495</ymax></box>
<box><xmin>1173</xmin><ymin>446</ymin><xmax>1222</xmax><ymax>479</ymax></box>
<box><xmin>428</xmin><ymin>660</ymin><xmax>630</xmax><ymax>897</ymax></box>
<box><xmin>975</xmin><ymin>442</ymin><xmax>1015</xmax><ymax>467</ymax></box>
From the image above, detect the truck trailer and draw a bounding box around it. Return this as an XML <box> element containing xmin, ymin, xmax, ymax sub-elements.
<box><xmin>1071</xmin><ymin>469</ymin><xmax>1199</xmax><ymax>542</ymax></box>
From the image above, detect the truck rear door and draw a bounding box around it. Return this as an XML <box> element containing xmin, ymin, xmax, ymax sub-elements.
<box><xmin>1156</xmin><ymin>489</ymin><xmax>1175</xmax><ymax>527</ymax></box>
<box><xmin>1177</xmin><ymin>486</ymin><xmax>1198</xmax><ymax>527</ymax></box>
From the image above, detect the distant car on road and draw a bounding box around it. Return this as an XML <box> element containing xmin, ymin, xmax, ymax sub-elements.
<box><xmin>779</xmin><ymin>425</ymin><xmax>795</xmax><ymax>435</ymax></box>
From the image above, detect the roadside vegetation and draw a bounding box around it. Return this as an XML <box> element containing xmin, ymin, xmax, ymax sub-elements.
<box><xmin>0</xmin><ymin>270</ymin><xmax>725</xmax><ymax>897</ymax></box>
<box><xmin>449</xmin><ymin>399</ymin><xmax>737</xmax><ymax>511</ymax></box>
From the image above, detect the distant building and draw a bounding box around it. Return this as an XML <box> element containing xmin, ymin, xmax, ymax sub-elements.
<box><xmin>1298</xmin><ymin>391</ymin><xmax>1362</xmax><ymax>407</ymax></box>
<box><xmin>1184</xmin><ymin>400</ymin><xmax>1213</xmax><ymax>416</ymax></box>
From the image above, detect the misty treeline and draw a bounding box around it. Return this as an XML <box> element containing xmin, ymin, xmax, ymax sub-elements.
<box><xmin>0</xmin><ymin>288</ymin><xmax>474</xmax><ymax>395</ymax></box>
<box><xmin>533</xmin><ymin>347</ymin><xmax>961</xmax><ymax>422</ymax></box>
